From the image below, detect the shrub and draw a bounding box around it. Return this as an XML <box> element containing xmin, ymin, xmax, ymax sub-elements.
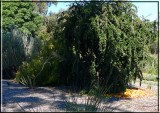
<box><xmin>15</xmin><ymin>58</ymin><xmax>42</xmax><ymax>87</ymax></box>
<box><xmin>143</xmin><ymin>74</ymin><xmax>158</xmax><ymax>81</ymax></box>
<box><xmin>3</xmin><ymin>29</ymin><xmax>26</xmax><ymax>79</ymax></box>
<box><xmin>15</xmin><ymin>56</ymin><xmax>60</xmax><ymax>87</ymax></box>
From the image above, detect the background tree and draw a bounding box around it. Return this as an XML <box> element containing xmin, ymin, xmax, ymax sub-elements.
<box><xmin>2</xmin><ymin>2</ymin><xmax>42</xmax><ymax>36</ymax></box>
<box><xmin>2</xmin><ymin>1</ymin><xmax>42</xmax><ymax>79</ymax></box>
<box><xmin>139</xmin><ymin>19</ymin><xmax>158</xmax><ymax>76</ymax></box>
<box><xmin>15</xmin><ymin>1</ymin><xmax>60</xmax><ymax>86</ymax></box>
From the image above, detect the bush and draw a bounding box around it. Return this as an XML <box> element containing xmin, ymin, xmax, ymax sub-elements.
<box><xmin>143</xmin><ymin>74</ymin><xmax>158</xmax><ymax>81</ymax></box>
<box><xmin>15</xmin><ymin>58</ymin><xmax>41</xmax><ymax>87</ymax></box>
<box><xmin>140</xmin><ymin>54</ymin><xmax>158</xmax><ymax>75</ymax></box>
<box><xmin>15</xmin><ymin>56</ymin><xmax>60</xmax><ymax>87</ymax></box>
<box><xmin>3</xmin><ymin>28</ymin><xmax>26</xmax><ymax>79</ymax></box>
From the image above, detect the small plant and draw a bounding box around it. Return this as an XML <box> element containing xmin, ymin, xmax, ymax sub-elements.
<box><xmin>15</xmin><ymin>59</ymin><xmax>42</xmax><ymax>88</ymax></box>
<box><xmin>64</xmin><ymin>83</ymin><xmax>113</xmax><ymax>112</ymax></box>
<box><xmin>15</xmin><ymin>51</ymin><xmax>62</xmax><ymax>88</ymax></box>
<box><xmin>147</xmin><ymin>83</ymin><xmax>152</xmax><ymax>90</ymax></box>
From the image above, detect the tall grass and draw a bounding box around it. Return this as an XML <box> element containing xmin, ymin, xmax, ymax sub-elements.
<box><xmin>64</xmin><ymin>83</ymin><xmax>114</xmax><ymax>112</ymax></box>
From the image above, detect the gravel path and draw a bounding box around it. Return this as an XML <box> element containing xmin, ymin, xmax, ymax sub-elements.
<box><xmin>1</xmin><ymin>79</ymin><xmax>159</xmax><ymax>112</ymax></box>
<box><xmin>2</xmin><ymin>80</ymin><xmax>70</xmax><ymax>112</ymax></box>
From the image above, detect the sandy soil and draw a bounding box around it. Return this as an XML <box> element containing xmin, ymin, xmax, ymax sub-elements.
<box><xmin>1</xmin><ymin>79</ymin><xmax>159</xmax><ymax>112</ymax></box>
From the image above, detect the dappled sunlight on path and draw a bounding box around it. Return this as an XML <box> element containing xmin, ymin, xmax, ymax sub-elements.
<box><xmin>2</xmin><ymin>80</ymin><xmax>158</xmax><ymax>112</ymax></box>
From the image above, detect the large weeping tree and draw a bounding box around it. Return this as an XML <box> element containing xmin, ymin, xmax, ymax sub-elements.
<box><xmin>55</xmin><ymin>1</ymin><xmax>157</xmax><ymax>93</ymax></box>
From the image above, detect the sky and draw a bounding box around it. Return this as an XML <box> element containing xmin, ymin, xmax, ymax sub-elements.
<box><xmin>47</xmin><ymin>0</ymin><xmax>158</xmax><ymax>21</ymax></box>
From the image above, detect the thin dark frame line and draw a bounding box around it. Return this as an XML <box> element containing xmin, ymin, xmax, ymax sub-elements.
<box><xmin>158</xmin><ymin>1</ymin><xmax>159</xmax><ymax>112</ymax></box>
<box><xmin>0</xmin><ymin>0</ymin><xmax>159</xmax><ymax>2</ymax></box>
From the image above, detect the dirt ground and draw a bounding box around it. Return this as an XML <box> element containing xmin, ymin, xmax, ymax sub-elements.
<box><xmin>1</xmin><ymin>79</ymin><xmax>159</xmax><ymax>112</ymax></box>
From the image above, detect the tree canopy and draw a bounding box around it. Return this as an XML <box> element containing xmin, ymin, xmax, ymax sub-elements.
<box><xmin>2</xmin><ymin>1</ymin><xmax>42</xmax><ymax>37</ymax></box>
<box><xmin>53</xmin><ymin>1</ymin><xmax>158</xmax><ymax>93</ymax></box>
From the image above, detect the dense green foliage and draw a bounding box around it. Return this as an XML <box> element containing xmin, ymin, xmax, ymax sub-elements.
<box><xmin>2</xmin><ymin>1</ymin><xmax>42</xmax><ymax>79</ymax></box>
<box><xmin>2</xmin><ymin>2</ymin><xmax>42</xmax><ymax>36</ymax></box>
<box><xmin>139</xmin><ymin>20</ymin><xmax>158</xmax><ymax>75</ymax></box>
<box><xmin>53</xmin><ymin>2</ymin><xmax>158</xmax><ymax>93</ymax></box>
<box><xmin>3</xmin><ymin>28</ymin><xmax>26</xmax><ymax>78</ymax></box>
<box><xmin>3</xmin><ymin>1</ymin><xmax>158</xmax><ymax>93</ymax></box>
<box><xmin>15</xmin><ymin>9</ymin><xmax>60</xmax><ymax>86</ymax></box>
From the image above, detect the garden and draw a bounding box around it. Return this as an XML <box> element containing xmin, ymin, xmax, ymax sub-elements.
<box><xmin>2</xmin><ymin>0</ymin><xmax>158</xmax><ymax>112</ymax></box>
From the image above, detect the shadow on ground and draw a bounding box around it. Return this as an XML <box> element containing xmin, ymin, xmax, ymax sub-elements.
<box><xmin>2</xmin><ymin>79</ymin><xmax>157</xmax><ymax>112</ymax></box>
